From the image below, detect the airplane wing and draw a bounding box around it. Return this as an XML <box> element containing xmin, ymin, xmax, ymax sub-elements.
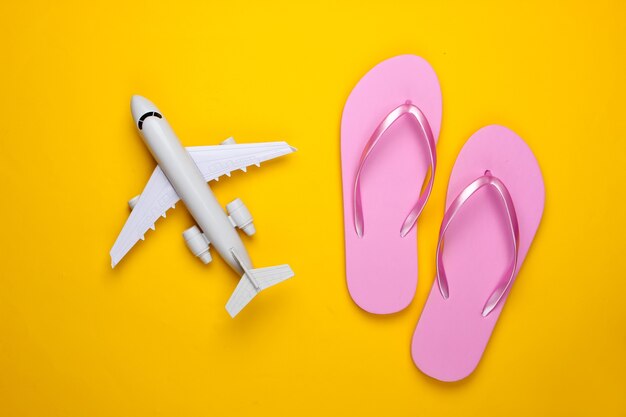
<box><xmin>110</xmin><ymin>140</ymin><xmax>296</xmax><ymax>268</ymax></box>
<box><xmin>187</xmin><ymin>141</ymin><xmax>296</xmax><ymax>182</ymax></box>
<box><xmin>110</xmin><ymin>166</ymin><xmax>180</xmax><ymax>267</ymax></box>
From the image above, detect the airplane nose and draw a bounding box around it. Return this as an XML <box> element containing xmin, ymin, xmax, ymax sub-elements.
<box><xmin>130</xmin><ymin>95</ymin><xmax>162</xmax><ymax>127</ymax></box>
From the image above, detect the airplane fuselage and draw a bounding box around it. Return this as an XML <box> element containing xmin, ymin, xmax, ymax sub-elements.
<box><xmin>131</xmin><ymin>96</ymin><xmax>251</xmax><ymax>273</ymax></box>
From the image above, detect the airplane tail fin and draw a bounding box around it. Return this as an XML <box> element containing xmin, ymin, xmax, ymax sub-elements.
<box><xmin>225</xmin><ymin>264</ymin><xmax>294</xmax><ymax>318</ymax></box>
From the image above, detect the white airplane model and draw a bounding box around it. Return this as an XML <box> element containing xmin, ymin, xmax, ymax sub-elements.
<box><xmin>111</xmin><ymin>95</ymin><xmax>295</xmax><ymax>317</ymax></box>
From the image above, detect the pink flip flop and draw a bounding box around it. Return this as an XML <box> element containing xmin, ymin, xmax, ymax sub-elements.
<box><xmin>341</xmin><ymin>55</ymin><xmax>442</xmax><ymax>314</ymax></box>
<box><xmin>411</xmin><ymin>125</ymin><xmax>545</xmax><ymax>381</ymax></box>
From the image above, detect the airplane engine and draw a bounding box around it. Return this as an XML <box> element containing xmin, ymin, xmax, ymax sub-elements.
<box><xmin>226</xmin><ymin>198</ymin><xmax>255</xmax><ymax>236</ymax></box>
<box><xmin>128</xmin><ymin>195</ymin><xmax>140</xmax><ymax>210</ymax></box>
<box><xmin>182</xmin><ymin>225</ymin><xmax>212</xmax><ymax>264</ymax></box>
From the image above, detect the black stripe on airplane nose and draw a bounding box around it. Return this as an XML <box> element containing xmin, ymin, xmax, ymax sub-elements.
<box><xmin>137</xmin><ymin>111</ymin><xmax>162</xmax><ymax>130</ymax></box>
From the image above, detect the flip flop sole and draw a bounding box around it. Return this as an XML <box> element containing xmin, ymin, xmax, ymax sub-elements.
<box><xmin>411</xmin><ymin>125</ymin><xmax>545</xmax><ymax>381</ymax></box>
<box><xmin>341</xmin><ymin>55</ymin><xmax>442</xmax><ymax>314</ymax></box>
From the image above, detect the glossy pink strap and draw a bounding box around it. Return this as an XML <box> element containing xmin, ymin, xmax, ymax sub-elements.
<box><xmin>353</xmin><ymin>101</ymin><xmax>437</xmax><ymax>238</ymax></box>
<box><xmin>436</xmin><ymin>170</ymin><xmax>520</xmax><ymax>317</ymax></box>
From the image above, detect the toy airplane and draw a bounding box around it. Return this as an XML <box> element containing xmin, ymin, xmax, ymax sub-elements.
<box><xmin>110</xmin><ymin>95</ymin><xmax>296</xmax><ymax>317</ymax></box>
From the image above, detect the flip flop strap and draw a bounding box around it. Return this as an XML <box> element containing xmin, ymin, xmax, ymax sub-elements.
<box><xmin>436</xmin><ymin>170</ymin><xmax>520</xmax><ymax>317</ymax></box>
<box><xmin>353</xmin><ymin>101</ymin><xmax>437</xmax><ymax>238</ymax></box>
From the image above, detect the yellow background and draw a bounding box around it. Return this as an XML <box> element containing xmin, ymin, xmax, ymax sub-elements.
<box><xmin>1</xmin><ymin>0</ymin><xmax>624</xmax><ymax>415</ymax></box>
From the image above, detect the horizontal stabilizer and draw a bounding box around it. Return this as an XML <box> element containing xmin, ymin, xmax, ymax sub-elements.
<box><xmin>225</xmin><ymin>264</ymin><xmax>294</xmax><ymax>318</ymax></box>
